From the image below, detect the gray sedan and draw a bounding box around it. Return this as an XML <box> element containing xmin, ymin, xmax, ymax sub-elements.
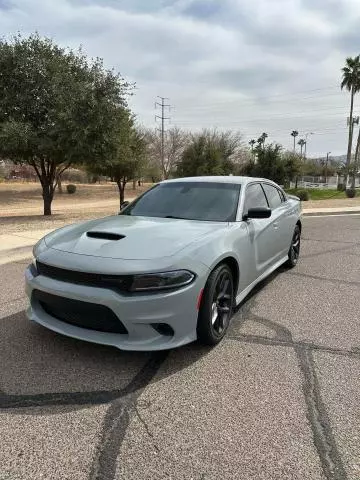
<box><xmin>25</xmin><ymin>176</ymin><xmax>301</xmax><ymax>351</ymax></box>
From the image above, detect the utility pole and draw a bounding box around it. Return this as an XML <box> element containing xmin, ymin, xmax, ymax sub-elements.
<box><xmin>325</xmin><ymin>151</ymin><xmax>331</xmax><ymax>184</ymax></box>
<box><xmin>155</xmin><ymin>96</ymin><xmax>171</xmax><ymax>178</ymax></box>
<box><xmin>303</xmin><ymin>132</ymin><xmax>314</xmax><ymax>158</ymax></box>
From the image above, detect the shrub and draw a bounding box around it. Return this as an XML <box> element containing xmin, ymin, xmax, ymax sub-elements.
<box><xmin>295</xmin><ymin>189</ymin><xmax>310</xmax><ymax>201</ymax></box>
<box><xmin>345</xmin><ymin>188</ymin><xmax>356</xmax><ymax>198</ymax></box>
<box><xmin>337</xmin><ymin>183</ymin><xmax>346</xmax><ymax>191</ymax></box>
<box><xmin>66</xmin><ymin>184</ymin><xmax>77</xmax><ymax>194</ymax></box>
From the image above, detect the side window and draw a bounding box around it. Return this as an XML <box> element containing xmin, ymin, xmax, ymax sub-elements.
<box><xmin>278</xmin><ymin>189</ymin><xmax>286</xmax><ymax>202</ymax></box>
<box><xmin>262</xmin><ymin>184</ymin><xmax>282</xmax><ymax>209</ymax></box>
<box><xmin>243</xmin><ymin>183</ymin><xmax>268</xmax><ymax>214</ymax></box>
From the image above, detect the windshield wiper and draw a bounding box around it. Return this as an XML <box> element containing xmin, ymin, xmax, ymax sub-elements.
<box><xmin>164</xmin><ymin>215</ymin><xmax>189</xmax><ymax>220</ymax></box>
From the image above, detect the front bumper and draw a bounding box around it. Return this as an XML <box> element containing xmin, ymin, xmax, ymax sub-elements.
<box><xmin>25</xmin><ymin>265</ymin><xmax>205</xmax><ymax>351</ymax></box>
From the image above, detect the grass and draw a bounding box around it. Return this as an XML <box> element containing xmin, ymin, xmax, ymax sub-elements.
<box><xmin>285</xmin><ymin>188</ymin><xmax>350</xmax><ymax>200</ymax></box>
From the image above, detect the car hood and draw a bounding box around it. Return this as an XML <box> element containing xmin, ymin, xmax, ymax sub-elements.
<box><xmin>44</xmin><ymin>215</ymin><xmax>225</xmax><ymax>260</ymax></box>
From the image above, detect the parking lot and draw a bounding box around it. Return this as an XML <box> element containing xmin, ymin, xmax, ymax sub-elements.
<box><xmin>0</xmin><ymin>214</ymin><xmax>359</xmax><ymax>480</ymax></box>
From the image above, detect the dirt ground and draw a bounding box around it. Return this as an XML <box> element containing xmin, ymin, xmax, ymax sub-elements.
<box><xmin>0</xmin><ymin>182</ymin><xmax>151</xmax><ymax>231</ymax></box>
<box><xmin>0</xmin><ymin>182</ymin><xmax>149</xmax><ymax>212</ymax></box>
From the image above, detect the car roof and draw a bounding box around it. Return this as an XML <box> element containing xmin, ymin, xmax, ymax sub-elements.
<box><xmin>161</xmin><ymin>176</ymin><xmax>276</xmax><ymax>186</ymax></box>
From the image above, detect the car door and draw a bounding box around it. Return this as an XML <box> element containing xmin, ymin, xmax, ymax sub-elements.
<box><xmin>241</xmin><ymin>182</ymin><xmax>277</xmax><ymax>284</ymax></box>
<box><xmin>261</xmin><ymin>183</ymin><xmax>291</xmax><ymax>259</ymax></box>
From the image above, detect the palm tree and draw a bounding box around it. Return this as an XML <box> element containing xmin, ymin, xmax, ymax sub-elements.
<box><xmin>257</xmin><ymin>132</ymin><xmax>268</xmax><ymax>151</ymax></box>
<box><xmin>291</xmin><ymin>130</ymin><xmax>299</xmax><ymax>152</ymax></box>
<box><xmin>298</xmin><ymin>139</ymin><xmax>306</xmax><ymax>157</ymax></box>
<box><xmin>341</xmin><ymin>55</ymin><xmax>360</xmax><ymax>186</ymax></box>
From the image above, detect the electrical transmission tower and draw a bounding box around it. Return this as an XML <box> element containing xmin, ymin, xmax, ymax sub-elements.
<box><xmin>155</xmin><ymin>96</ymin><xmax>171</xmax><ymax>173</ymax></box>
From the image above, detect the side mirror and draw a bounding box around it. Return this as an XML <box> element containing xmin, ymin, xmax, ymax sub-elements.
<box><xmin>243</xmin><ymin>207</ymin><xmax>271</xmax><ymax>220</ymax></box>
<box><xmin>120</xmin><ymin>201</ymin><xmax>130</xmax><ymax>210</ymax></box>
<box><xmin>119</xmin><ymin>201</ymin><xmax>130</xmax><ymax>214</ymax></box>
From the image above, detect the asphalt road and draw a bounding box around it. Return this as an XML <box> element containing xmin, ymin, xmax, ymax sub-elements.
<box><xmin>1</xmin><ymin>215</ymin><xmax>360</xmax><ymax>480</ymax></box>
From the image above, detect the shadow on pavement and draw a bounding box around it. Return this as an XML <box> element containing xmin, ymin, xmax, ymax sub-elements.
<box><xmin>0</xmin><ymin>268</ymin><xmax>283</xmax><ymax>414</ymax></box>
<box><xmin>0</xmin><ymin>310</ymin><xmax>211</xmax><ymax>413</ymax></box>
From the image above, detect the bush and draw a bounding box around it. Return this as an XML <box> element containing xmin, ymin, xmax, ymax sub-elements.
<box><xmin>66</xmin><ymin>184</ymin><xmax>77</xmax><ymax>194</ymax></box>
<box><xmin>345</xmin><ymin>188</ymin><xmax>356</xmax><ymax>198</ymax></box>
<box><xmin>337</xmin><ymin>183</ymin><xmax>346</xmax><ymax>191</ymax></box>
<box><xmin>295</xmin><ymin>189</ymin><xmax>310</xmax><ymax>201</ymax></box>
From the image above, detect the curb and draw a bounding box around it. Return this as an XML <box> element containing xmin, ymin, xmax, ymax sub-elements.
<box><xmin>302</xmin><ymin>210</ymin><xmax>360</xmax><ymax>217</ymax></box>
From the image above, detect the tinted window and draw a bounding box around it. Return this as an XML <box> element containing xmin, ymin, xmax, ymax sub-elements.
<box><xmin>243</xmin><ymin>183</ymin><xmax>268</xmax><ymax>214</ymax></box>
<box><xmin>122</xmin><ymin>182</ymin><xmax>241</xmax><ymax>222</ymax></box>
<box><xmin>262</xmin><ymin>184</ymin><xmax>282</xmax><ymax>209</ymax></box>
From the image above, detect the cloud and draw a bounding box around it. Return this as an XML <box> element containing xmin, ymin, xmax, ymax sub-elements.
<box><xmin>0</xmin><ymin>0</ymin><xmax>355</xmax><ymax>155</ymax></box>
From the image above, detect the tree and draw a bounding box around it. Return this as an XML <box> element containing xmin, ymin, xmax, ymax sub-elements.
<box><xmin>282</xmin><ymin>151</ymin><xmax>302</xmax><ymax>187</ymax></box>
<box><xmin>0</xmin><ymin>34</ymin><xmax>131</xmax><ymax>215</ymax></box>
<box><xmin>298</xmin><ymin>139</ymin><xmax>306</xmax><ymax>157</ymax></box>
<box><xmin>249</xmin><ymin>139</ymin><xmax>256</xmax><ymax>153</ymax></box>
<box><xmin>257</xmin><ymin>132</ymin><xmax>268</xmax><ymax>151</ymax></box>
<box><xmin>341</xmin><ymin>55</ymin><xmax>360</xmax><ymax>186</ymax></box>
<box><xmin>241</xmin><ymin>143</ymin><xmax>299</xmax><ymax>185</ymax></box>
<box><xmin>177</xmin><ymin>129</ymin><xmax>243</xmax><ymax>177</ymax></box>
<box><xmin>88</xmin><ymin>117</ymin><xmax>147</xmax><ymax>207</ymax></box>
<box><xmin>290</xmin><ymin>130</ymin><xmax>299</xmax><ymax>152</ymax></box>
<box><xmin>146</xmin><ymin>126</ymin><xmax>188</xmax><ymax>179</ymax></box>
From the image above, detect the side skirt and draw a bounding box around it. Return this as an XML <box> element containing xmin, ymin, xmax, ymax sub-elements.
<box><xmin>235</xmin><ymin>256</ymin><xmax>288</xmax><ymax>306</ymax></box>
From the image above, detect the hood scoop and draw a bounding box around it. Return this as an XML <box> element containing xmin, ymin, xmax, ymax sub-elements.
<box><xmin>86</xmin><ymin>231</ymin><xmax>125</xmax><ymax>241</ymax></box>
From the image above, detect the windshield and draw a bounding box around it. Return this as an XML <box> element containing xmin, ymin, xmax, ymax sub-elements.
<box><xmin>122</xmin><ymin>182</ymin><xmax>241</xmax><ymax>222</ymax></box>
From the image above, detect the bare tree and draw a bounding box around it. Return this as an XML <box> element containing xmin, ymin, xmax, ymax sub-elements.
<box><xmin>147</xmin><ymin>126</ymin><xmax>189</xmax><ymax>179</ymax></box>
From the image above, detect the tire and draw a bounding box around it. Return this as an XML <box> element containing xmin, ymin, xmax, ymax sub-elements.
<box><xmin>285</xmin><ymin>224</ymin><xmax>301</xmax><ymax>268</ymax></box>
<box><xmin>197</xmin><ymin>264</ymin><xmax>234</xmax><ymax>346</ymax></box>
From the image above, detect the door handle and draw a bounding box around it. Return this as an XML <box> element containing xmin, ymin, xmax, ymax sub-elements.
<box><xmin>273</xmin><ymin>222</ymin><xmax>279</xmax><ymax>229</ymax></box>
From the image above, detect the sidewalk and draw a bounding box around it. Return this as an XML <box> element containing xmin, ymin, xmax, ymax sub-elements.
<box><xmin>1</xmin><ymin>207</ymin><xmax>360</xmax><ymax>266</ymax></box>
<box><xmin>302</xmin><ymin>205</ymin><xmax>360</xmax><ymax>215</ymax></box>
<box><xmin>0</xmin><ymin>230</ymin><xmax>54</xmax><ymax>266</ymax></box>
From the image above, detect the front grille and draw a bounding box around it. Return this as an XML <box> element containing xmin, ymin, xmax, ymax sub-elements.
<box><xmin>36</xmin><ymin>261</ymin><xmax>132</xmax><ymax>293</ymax></box>
<box><xmin>33</xmin><ymin>290</ymin><xmax>128</xmax><ymax>334</ymax></box>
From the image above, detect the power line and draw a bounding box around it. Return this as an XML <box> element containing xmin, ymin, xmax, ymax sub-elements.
<box><xmin>175</xmin><ymin>91</ymin><xmax>346</xmax><ymax>111</ymax></box>
<box><xmin>155</xmin><ymin>96</ymin><xmax>171</xmax><ymax>172</ymax></box>
<box><xmin>178</xmin><ymin>104</ymin><xmax>350</xmax><ymax>116</ymax></box>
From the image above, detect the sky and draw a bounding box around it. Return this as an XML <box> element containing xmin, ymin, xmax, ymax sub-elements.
<box><xmin>1</xmin><ymin>0</ymin><xmax>360</xmax><ymax>157</ymax></box>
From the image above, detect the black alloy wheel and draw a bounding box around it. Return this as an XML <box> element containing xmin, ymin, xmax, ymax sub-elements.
<box><xmin>285</xmin><ymin>224</ymin><xmax>301</xmax><ymax>268</ymax></box>
<box><xmin>197</xmin><ymin>264</ymin><xmax>234</xmax><ymax>346</ymax></box>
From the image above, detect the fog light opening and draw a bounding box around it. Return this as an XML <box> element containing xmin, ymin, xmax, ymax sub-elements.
<box><xmin>151</xmin><ymin>323</ymin><xmax>174</xmax><ymax>336</ymax></box>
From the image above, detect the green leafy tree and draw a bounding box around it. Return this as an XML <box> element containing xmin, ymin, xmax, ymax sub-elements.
<box><xmin>88</xmin><ymin>118</ymin><xmax>147</xmax><ymax>207</ymax></box>
<box><xmin>341</xmin><ymin>55</ymin><xmax>360</xmax><ymax>185</ymax></box>
<box><xmin>0</xmin><ymin>33</ymin><xmax>131</xmax><ymax>215</ymax></box>
<box><xmin>282</xmin><ymin>151</ymin><xmax>302</xmax><ymax>187</ymax></box>
<box><xmin>177</xmin><ymin>129</ymin><xmax>242</xmax><ymax>177</ymax></box>
<box><xmin>241</xmin><ymin>143</ymin><xmax>299</xmax><ymax>185</ymax></box>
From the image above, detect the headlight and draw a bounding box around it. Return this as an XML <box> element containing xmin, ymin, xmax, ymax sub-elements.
<box><xmin>130</xmin><ymin>270</ymin><xmax>195</xmax><ymax>292</ymax></box>
<box><xmin>29</xmin><ymin>256</ymin><xmax>38</xmax><ymax>277</ymax></box>
<box><xmin>33</xmin><ymin>238</ymin><xmax>47</xmax><ymax>257</ymax></box>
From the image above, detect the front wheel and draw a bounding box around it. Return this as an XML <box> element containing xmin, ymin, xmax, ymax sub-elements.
<box><xmin>197</xmin><ymin>264</ymin><xmax>234</xmax><ymax>346</ymax></box>
<box><xmin>285</xmin><ymin>225</ymin><xmax>301</xmax><ymax>268</ymax></box>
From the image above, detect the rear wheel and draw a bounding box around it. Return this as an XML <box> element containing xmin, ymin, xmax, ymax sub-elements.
<box><xmin>285</xmin><ymin>224</ymin><xmax>301</xmax><ymax>268</ymax></box>
<box><xmin>197</xmin><ymin>264</ymin><xmax>234</xmax><ymax>346</ymax></box>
